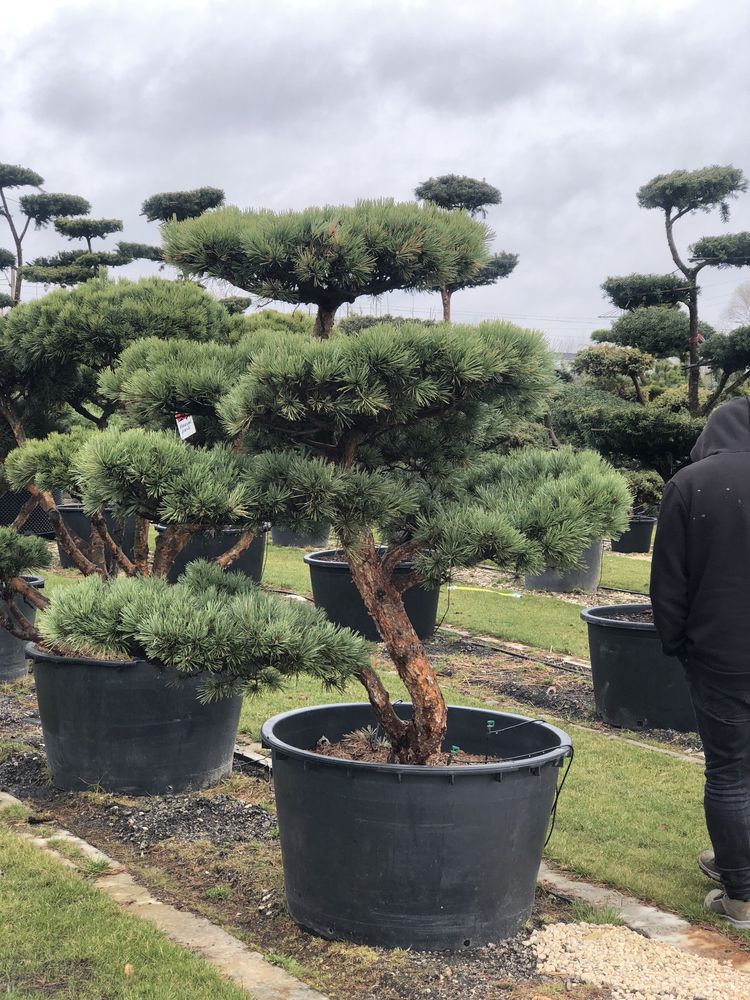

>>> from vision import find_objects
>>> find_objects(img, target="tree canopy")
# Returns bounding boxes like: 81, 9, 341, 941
601, 273, 689, 310
414, 174, 501, 216
141, 186, 225, 222
162, 200, 492, 337
592, 305, 699, 359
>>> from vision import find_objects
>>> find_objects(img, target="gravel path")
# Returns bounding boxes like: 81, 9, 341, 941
529, 922, 750, 999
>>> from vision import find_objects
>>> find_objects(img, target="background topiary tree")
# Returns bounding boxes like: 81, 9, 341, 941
105, 319, 630, 763
414, 174, 518, 321
23, 216, 133, 287
0, 162, 91, 303
572, 344, 654, 404
635, 165, 750, 413
161, 199, 493, 337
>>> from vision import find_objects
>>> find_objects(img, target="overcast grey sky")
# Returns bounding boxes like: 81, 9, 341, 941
3, 0, 750, 349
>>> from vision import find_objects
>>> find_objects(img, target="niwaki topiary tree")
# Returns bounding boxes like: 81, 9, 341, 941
161, 200, 492, 338
104, 319, 630, 763
0, 162, 91, 303
571, 344, 654, 405
415, 174, 518, 321
634, 165, 750, 414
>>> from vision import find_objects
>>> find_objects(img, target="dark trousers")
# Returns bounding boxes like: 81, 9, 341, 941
687, 669, 750, 900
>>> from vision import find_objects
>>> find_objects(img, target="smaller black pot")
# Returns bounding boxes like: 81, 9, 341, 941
0, 576, 43, 682
28, 644, 243, 794
611, 516, 657, 554
581, 604, 696, 732
304, 549, 440, 642
271, 524, 330, 548
56, 505, 136, 570
525, 540, 603, 593
155, 525, 266, 583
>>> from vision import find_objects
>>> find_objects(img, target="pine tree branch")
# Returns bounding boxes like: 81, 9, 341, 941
91, 512, 138, 576
213, 528, 257, 570
11, 493, 41, 533
8, 576, 49, 611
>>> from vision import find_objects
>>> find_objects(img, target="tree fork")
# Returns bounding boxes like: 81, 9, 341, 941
345, 533, 447, 764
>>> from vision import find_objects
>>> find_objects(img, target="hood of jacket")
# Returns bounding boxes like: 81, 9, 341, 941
690, 396, 750, 462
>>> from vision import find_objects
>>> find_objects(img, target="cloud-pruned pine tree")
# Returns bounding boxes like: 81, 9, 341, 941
161, 200, 492, 338
103, 319, 629, 763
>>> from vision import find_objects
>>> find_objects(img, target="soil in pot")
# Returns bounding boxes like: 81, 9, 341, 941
28, 645, 243, 795
262, 702, 572, 951
581, 603, 696, 732
524, 540, 603, 593
0, 576, 44, 683
155, 525, 266, 583
271, 524, 330, 548
304, 548, 440, 642
56, 505, 136, 570
611, 516, 656, 554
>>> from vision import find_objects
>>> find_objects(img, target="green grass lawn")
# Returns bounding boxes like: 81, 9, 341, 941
0, 821, 251, 999
600, 552, 651, 595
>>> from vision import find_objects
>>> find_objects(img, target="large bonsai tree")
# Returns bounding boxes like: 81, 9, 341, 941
415, 174, 518, 321
161, 200, 492, 337
624, 166, 750, 414
0, 162, 90, 303
103, 319, 630, 763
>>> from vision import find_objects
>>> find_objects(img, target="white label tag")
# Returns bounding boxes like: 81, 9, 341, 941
175, 413, 196, 439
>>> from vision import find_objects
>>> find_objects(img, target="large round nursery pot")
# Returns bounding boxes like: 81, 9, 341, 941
304, 548, 440, 642
524, 539, 602, 593
56, 504, 136, 570
262, 702, 572, 950
27, 645, 243, 794
155, 525, 266, 583
581, 604, 696, 732
0, 576, 43, 683
271, 524, 330, 548
610, 516, 657, 554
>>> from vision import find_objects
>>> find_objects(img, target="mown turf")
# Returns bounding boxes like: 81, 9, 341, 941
600, 552, 651, 595
0, 823, 253, 999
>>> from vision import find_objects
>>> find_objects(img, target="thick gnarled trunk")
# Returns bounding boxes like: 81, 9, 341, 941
440, 286, 452, 323
314, 305, 338, 339
345, 533, 447, 764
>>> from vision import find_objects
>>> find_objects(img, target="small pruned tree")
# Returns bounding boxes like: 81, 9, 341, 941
636, 165, 750, 413
592, 305, 697, 359
162, 200, 492, 337
106, 319, 630, 763
414, 174, 517, 321
572, 344, 654, 405
141, 187, 225, 223
0, 162, 91, 303
601, 273, 689, 310
700, 325, 750, 413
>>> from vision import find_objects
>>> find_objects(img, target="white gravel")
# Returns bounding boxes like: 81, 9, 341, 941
528, 922, 750, 1000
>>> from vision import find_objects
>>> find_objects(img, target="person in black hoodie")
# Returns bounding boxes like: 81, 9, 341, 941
651, 396, 750, 927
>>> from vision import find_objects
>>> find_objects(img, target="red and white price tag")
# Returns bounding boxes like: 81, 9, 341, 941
175, 413, 197, 440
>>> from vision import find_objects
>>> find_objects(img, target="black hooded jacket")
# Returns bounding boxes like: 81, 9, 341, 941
650, 396, 750, 679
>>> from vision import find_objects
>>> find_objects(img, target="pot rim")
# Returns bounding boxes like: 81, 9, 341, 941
25, 642, 145, 669
154, 522, 270, 535
581, 603, 655, 631
261, 702, 572, 776
304, 547, 415, 572
624, 515, 658, 524
20, 575, 44, 590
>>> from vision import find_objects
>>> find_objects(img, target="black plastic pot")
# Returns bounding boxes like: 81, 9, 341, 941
0, 576, 43, 683
27, 644, 243, 794
262, 702, 572, 950
0, 488, 56, 538
581, 604, 697, 732
155, 525, 266, 583
524, 540, 603, 593
611, 516, 657, 554
271, 524, 330, 548
56, 505, 136, 570
304, 549, 440, 642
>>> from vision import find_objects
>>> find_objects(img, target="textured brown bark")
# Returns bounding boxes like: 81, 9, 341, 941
630, 376, 646, 405
0, 398, 27, 445
664, 211, 701, 417
356, 663, 410, 749
8, 575, 49, 611
214, 528, 256, 570
151, 525, 197, 578
91, 512, 137, 576
313, 306, 337, 339
27, 486, 102, 577
440, 286, 452, 323
0, 602, 41, 643
132, 516, 150, 575
345, 533, 447, 764
11, 493, 40, 533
